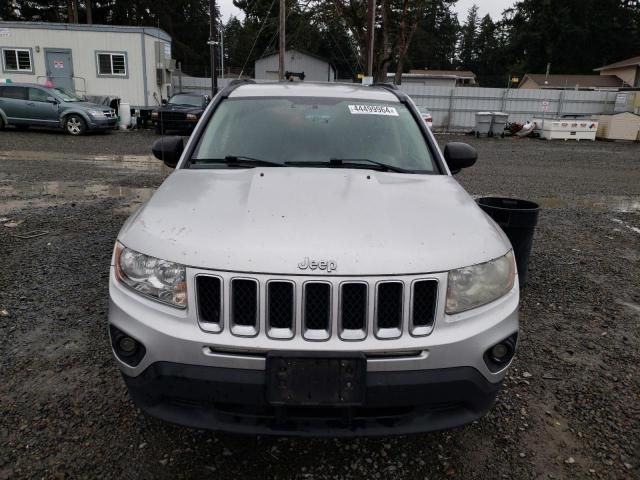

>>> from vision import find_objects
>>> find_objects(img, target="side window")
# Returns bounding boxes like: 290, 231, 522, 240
2, 86, 27, 100
29, 88, 49, 102
0, 86, 4, 98
96, 52, 127, 76
2, 48, 33, 72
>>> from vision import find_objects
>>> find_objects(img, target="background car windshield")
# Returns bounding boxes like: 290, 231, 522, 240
192, 97, 435, 171
54, 88, 83, 102
169, 94, 203, 107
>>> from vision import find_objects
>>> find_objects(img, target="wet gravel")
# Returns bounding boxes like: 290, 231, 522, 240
1, 129, 639, 479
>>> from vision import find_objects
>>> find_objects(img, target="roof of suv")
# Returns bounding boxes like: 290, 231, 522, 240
229, 82, 401, 102
0, 83, 48, 88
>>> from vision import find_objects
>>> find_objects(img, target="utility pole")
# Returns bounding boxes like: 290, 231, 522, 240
220, 22, 224, 81
279, 0, 285, 81
366, 0, 376, 77
209, 0, 218, 95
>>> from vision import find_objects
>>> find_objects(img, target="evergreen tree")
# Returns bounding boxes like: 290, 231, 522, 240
458, 4, 479, 71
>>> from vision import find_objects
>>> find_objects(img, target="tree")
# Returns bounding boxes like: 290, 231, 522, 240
331, 0, 432, 82
501, 0, 640, 78
407, 0, 459, 71
474, 14, 508, 86
458, 4, 479, 70
391, 0, 431, 84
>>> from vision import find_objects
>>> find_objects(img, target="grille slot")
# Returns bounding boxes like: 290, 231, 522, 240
267, 281, 294, 334
340, 283, 367, 337
303, 283, 331, 338
376, 282, 404, 337
196, 276, 222, 329
412, 280, 438, 334
231, 279, 258, 333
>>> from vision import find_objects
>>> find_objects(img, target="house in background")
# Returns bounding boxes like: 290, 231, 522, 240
0, 21, 174, 106
594, 55, 640, 88
255, 49, 336, 82
388, 69, 477, 88
518, 74, 627, 90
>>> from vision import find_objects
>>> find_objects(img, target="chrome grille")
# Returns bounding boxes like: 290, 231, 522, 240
195, 273, 439, 341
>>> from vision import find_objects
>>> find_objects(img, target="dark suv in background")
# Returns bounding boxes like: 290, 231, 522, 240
151, 93, 209, 134
0, 83, 117, 135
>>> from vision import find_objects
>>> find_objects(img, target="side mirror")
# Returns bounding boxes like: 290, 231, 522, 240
47, 96, 58, 104
444, 142, 477, 174
152, 136, 184, 168
161, 99, 168, 105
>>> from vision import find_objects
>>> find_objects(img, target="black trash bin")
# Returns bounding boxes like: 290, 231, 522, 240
477, 197, 540, 286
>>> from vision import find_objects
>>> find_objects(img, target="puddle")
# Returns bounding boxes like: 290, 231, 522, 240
537, 196, 640, 213
0, 181, 155, 215
611, 217, 640, 235
0, 150, 167, 173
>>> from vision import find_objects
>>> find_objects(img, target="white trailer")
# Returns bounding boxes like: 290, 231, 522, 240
0, 21, 174, 108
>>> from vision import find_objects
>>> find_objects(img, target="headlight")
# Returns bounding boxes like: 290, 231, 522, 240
446, 251, 516, 314
186, 113, 198, 121
114, 243, 187, 308
151, 111, 159, 118
88, 110, 106, 118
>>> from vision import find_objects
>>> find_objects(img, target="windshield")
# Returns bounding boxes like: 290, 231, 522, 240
53, 88, 83, 102
192, 97, 436, 172
169, 94, 203, 107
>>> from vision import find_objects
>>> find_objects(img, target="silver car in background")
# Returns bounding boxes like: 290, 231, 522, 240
109, 81, 519, 436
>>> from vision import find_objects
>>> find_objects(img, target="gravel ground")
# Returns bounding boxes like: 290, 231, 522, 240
1, 129, 639, 479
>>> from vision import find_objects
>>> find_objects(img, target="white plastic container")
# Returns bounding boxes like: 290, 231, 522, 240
532, 118, 598, 141
119, 102, 131, 130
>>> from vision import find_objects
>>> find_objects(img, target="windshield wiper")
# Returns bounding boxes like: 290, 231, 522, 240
285, 158, 410, 173
192, 156, 286, 168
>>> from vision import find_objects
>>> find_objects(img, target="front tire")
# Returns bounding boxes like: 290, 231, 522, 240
0, 117, 5, 130
65, 115, 86, 136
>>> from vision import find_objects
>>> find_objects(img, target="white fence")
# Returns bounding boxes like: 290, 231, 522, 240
172, 72, 238, 95
399, 85, 618, 131
172, 73, 618, 132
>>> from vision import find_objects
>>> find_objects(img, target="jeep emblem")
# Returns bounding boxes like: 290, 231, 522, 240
298, 257, 337, 273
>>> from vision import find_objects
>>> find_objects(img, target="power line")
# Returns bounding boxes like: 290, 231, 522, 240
237, 0, 279, 78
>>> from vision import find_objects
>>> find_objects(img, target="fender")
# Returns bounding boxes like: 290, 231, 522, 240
58, 107, 91, 128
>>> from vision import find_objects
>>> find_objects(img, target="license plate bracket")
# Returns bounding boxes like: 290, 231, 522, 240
266, 353, 366, 406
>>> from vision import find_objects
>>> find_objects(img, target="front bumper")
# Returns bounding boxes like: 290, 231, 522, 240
124, 361, 501, 436
109, 269, 519, 435
88, 117, 118, 130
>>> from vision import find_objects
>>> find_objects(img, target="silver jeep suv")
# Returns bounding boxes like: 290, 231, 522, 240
109, 81, 519, 436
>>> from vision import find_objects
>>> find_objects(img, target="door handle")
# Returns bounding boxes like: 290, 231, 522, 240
26, 102, 35, 106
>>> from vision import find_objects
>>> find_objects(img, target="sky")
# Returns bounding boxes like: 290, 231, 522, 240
217, 0, 516, 22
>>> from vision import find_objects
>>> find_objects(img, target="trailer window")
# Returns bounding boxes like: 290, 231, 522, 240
2, 48, 33, 73
96, 52, 127, 77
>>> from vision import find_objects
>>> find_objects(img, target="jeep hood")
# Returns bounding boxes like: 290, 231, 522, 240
118, 168, 511, 275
